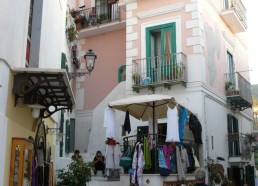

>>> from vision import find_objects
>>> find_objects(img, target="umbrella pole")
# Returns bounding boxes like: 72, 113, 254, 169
152, 103, 157, 173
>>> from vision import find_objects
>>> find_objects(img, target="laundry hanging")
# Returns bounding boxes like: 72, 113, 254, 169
178, 106, 188, 142
165, 104, 180, 142
189, 114, 203, 144
104, 107, 117, 138
123, 110, 131, 134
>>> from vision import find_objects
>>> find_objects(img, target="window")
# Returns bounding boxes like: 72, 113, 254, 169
65, 119, 75, 153
118, 65, 126, 82
226, 51, 235, 84
146, 23, 176, 82
227, 114, 240, 157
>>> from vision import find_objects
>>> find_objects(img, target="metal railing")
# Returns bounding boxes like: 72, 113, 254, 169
132, 53, 187, 86
74, 2, 120, 29
225, 72, 252, 104
123, 133, 196, 174
224, 0, 247, 28
228, 133, 252, 160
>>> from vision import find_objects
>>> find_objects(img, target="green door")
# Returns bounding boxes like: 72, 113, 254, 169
146, 23, 176, 82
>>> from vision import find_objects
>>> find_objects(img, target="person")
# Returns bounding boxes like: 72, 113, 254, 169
193, 168, 208, 186
93, 150, 105, 175
71, 150, 83, 163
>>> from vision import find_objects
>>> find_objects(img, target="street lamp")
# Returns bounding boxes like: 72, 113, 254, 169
68, 49, 97, 79
85, 49, 97, 74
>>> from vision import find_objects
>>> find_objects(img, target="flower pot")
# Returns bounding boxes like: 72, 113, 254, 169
74, 16, 83, 30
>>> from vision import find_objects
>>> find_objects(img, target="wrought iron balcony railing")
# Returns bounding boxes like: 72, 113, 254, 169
132, 53, 187, 92
72, 2, 120, 30
225, 72, 252, 110
228, 133, 252, 161
223, 0, 247, 28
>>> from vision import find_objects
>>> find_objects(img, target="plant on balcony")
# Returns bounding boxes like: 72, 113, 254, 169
246, 132, 257, 144
57, 160, 93, 186
171, 63, 183, 80
225, 81, 234, 91
66, 26, 77, 42
70, 9, 76, 18
132, 73, 141, 85
97, 13, 107, 24
206, 157, 223, 185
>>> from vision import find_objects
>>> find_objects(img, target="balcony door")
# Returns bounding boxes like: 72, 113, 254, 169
227, 114, 240, 157
226, 51, 236, 85
146, 23, 176, 82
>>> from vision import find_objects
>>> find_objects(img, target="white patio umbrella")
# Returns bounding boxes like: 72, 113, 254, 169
108, 94, 177, 135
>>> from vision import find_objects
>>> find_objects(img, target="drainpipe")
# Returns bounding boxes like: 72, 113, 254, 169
203, 94, 210, 184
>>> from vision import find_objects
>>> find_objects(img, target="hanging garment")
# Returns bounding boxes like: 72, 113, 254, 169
131, 142, 145, 186
166, 105, 180, 142
114, 144, 122, 169
105, 144, 115, 169
148, 112, 158, 149
185, 145, 195, 173
162, 144, 172, 170
143, 136, 152, 170
123, 110, 131, 134
170, 149, 177, 173
189, 114, 203, 144
158, 148, 169, 176
178, 107, 188, 142
176, 146, 185, 180
104, 107, 117, 138
180, 147, 190, 172
192, 148, 200, 168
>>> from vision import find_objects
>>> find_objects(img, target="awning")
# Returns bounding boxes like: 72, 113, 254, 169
12, 68, 76, 118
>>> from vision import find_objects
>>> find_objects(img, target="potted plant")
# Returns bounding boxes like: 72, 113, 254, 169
132, 73, 141, 85
66, 26, 77, 42
225, 81, 234, 91
57, 160, 93, 186
70, 9, 76, 18
171, 63, 183, 80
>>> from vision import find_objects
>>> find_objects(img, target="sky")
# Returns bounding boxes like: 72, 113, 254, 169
245, 1, 258, 85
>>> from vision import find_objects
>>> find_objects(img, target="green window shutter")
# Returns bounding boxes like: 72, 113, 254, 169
59, 110, 64, 157
118, 65, 126, 82
69, 119, 75, 152
61, 53, 67, 69
65, 119, 70, 153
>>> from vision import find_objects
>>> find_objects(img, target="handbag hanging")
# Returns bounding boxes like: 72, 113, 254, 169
119, 147, 132, 168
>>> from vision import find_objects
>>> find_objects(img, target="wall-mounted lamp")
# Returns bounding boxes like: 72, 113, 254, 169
68, 49, 97, 79
28, 104, 45, 118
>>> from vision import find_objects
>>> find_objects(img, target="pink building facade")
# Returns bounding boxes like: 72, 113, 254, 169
68, 0, 254, 185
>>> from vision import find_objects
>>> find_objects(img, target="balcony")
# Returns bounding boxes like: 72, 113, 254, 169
132, 53, 187, 93
228, 133, 252, 163
72, 1, 126, 38
225, 72, 252, 111
220, 0, 247, 33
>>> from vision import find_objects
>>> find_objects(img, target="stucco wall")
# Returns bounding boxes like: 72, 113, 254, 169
79, 28, 126, 110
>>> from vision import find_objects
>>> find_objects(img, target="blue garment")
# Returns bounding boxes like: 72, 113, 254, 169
178, 107, 188, 142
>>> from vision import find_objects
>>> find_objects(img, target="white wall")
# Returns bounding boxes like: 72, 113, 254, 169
39, 0, 67, 69
0, 0, 30, 68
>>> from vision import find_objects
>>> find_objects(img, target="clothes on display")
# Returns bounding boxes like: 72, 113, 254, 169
143, 136, 152, 170
176, 146, 185, 180
104, 107, 117, 138
123, 110, 131, 134
166, 104, 180, 142
105, 143, 122, 180
178, 106, 188, 142
148, 112, 158, 149
189, 114, 203, 144
131, 142, 145, 186
162, 144, 172, 170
